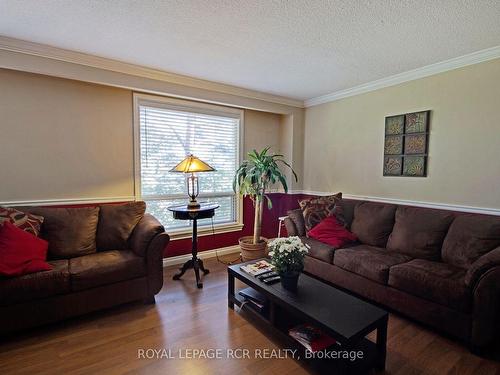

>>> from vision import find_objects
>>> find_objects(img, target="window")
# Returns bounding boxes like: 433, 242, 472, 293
133, 94, 243, 237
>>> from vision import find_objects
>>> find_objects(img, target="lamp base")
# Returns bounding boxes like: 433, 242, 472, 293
187, 200, 200, 209
186, 174, 200, 209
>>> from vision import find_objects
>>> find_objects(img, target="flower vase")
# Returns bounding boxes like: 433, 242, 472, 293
280, 270, 301, 291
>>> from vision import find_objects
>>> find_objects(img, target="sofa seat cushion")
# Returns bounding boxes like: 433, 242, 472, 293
300, 237, 336, 263
387, 206, 455, 261
0, 260, 70, 306
334, 245, 412, 284
350, 202, 396, 247
69, 250, 146, 292
388, 259, 470, 312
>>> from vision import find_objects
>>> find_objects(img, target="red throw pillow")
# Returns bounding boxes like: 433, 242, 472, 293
0, 221, 52, 277
307, 215, 358, 248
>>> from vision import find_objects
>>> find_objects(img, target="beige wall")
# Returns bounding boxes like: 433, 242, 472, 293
0, 69, 134, 202
243, 110, 282, 155
0, 69, 296, 204
303, 58, 500, 209
6, 56, 497, 209
279, 112, 304, 190
242, 110, 304, 191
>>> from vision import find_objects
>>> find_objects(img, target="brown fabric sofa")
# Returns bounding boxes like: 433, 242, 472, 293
285, 199, 500, 350
0, 202, 169, 335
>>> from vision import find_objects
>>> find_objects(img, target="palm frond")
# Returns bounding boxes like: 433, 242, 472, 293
233, 147, 298, 202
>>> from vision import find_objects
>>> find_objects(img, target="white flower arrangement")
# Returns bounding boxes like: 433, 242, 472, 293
268, 236, 309, 274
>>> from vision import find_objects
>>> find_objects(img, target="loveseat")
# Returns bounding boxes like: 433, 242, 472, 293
0, 202, 169, 335
285, 198, 500, 350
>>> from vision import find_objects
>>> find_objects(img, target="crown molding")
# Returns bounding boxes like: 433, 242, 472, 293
0, 196, 135, 207
3, 36, 499, 111
305, 45, 500, 107
0, 36, 304, 109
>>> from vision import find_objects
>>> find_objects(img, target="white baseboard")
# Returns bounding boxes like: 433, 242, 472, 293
163, 245, 240, 267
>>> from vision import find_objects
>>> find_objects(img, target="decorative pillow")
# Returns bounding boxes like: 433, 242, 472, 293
0, 221, 52, 277
20, 207, 100, 259
386, 206, 455, 260
350, 202, 396, 247
96, 201, 146, 250
442, 214, 500, 268
299, 192, 344, 232
0, 207, 44, 236
307, 215, 357, 248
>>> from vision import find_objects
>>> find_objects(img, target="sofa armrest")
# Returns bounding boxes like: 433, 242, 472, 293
145, 232, 170, 296
284, 217, 298, 236
471, 265, 500, 347
129, 214, 170, 297
285, 209, 306, 237
465, 246, 500, 288
129, 214, 167, 257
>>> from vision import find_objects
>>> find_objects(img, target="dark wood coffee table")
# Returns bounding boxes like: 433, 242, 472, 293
228, 259, 388, 374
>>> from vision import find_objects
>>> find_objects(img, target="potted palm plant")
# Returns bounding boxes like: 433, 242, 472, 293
233, 147, 297, 261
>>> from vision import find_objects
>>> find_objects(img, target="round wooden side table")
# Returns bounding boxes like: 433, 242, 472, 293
168, 202, 219, 288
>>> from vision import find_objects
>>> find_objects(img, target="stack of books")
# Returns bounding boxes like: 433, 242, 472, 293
240, 260, 274, 276
289, 324, 337, 352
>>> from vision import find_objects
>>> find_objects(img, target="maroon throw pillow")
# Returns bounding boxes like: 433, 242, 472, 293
0, 221, 52, 277
307, 215, 358, 248
0, 206, 44, 236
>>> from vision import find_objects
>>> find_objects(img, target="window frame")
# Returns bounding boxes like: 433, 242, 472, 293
133, 93, 244, 240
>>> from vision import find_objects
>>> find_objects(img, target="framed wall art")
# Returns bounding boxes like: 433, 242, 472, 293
383, 110, 430, 177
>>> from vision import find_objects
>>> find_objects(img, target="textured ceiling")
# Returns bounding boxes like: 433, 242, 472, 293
1, 0, 500, 101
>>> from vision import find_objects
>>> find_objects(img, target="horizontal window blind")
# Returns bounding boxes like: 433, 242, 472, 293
138, 101, 241, 230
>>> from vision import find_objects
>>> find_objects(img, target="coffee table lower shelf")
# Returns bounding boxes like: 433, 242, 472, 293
229, 293, 381, 375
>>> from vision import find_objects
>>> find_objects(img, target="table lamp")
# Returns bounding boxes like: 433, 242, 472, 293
170, 154, 216, 208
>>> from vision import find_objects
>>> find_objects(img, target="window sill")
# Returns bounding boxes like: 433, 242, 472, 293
167, 222, 245, 241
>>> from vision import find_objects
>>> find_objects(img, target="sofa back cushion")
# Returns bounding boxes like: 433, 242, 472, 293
19, 206, 100, 259
96, 201, 146, 250
350, 202, 396, 247
442, 214, 500, 268
338, 199, 360, 229
299, 193, 344, 232
387, 206, 454, 260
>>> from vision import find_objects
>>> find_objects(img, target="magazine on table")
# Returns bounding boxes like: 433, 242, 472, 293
240, 260, 274, 276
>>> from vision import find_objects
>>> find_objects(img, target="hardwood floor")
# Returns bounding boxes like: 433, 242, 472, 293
1, 256, 500, 375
